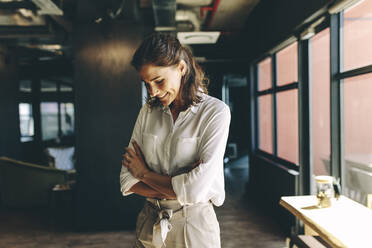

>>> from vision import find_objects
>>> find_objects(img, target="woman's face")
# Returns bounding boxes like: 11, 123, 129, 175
139, 61, 186, 107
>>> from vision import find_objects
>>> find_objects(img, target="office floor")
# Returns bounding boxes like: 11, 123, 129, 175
0, 155, 286, 248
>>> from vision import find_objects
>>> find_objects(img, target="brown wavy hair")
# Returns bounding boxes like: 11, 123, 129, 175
131, 33, 209, 109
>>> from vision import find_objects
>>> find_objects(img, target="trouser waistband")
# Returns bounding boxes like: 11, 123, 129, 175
146, 198, 183, 211
146, 198, 211, 208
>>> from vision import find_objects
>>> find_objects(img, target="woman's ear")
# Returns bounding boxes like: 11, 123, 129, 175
179, 60, 187, 76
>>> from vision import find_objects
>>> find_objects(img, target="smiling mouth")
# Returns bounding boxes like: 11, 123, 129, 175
158, 93, 168, 99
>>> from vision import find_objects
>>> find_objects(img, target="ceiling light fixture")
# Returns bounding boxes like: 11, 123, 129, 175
177, 31, 220, 44
300, 16, 325, 40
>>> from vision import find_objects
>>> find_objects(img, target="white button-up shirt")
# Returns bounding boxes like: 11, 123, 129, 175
120, 93, 231, 206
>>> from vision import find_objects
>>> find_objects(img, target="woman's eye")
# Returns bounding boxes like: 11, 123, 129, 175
156, 79, 164, 85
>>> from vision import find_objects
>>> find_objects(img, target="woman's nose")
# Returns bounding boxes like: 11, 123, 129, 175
148, 85, 159, 97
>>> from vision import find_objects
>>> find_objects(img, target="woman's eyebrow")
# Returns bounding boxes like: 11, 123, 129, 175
142, 76, 160, 84
151, 76, 160, 81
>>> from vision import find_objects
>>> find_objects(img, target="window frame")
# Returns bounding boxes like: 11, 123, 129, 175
18, 78, 75, 144
251, 7, 372, 195
255, 41, 300, 171
251, 17, 332, 195
333, 9, 372, 193
305, 22, 332, 193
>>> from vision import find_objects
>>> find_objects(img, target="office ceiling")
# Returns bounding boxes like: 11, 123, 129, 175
0, 0, 260, 60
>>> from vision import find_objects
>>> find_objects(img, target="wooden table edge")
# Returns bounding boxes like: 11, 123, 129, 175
279, 198, 346, 248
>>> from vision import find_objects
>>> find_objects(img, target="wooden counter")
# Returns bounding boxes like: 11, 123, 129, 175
280, 195, 372, 248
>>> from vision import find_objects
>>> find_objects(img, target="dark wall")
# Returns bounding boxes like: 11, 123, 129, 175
202, 61, 250, 157
0, 46, 21, 159
74, 22, 145, 230
243, 0, 332, 61
248, 155, 298, 234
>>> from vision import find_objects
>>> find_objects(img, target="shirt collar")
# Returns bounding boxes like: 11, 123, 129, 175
160, 90, 205, 114
190, 90, 206, 114
161, 105, 169, 113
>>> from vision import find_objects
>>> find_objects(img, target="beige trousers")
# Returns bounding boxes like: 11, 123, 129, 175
134, 199, 221, 248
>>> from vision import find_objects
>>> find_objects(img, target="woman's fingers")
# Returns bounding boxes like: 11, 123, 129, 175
122, 153, 132, 162
125, 147, 137, 158
122, 159, 129, 167
132, 141, 144, 159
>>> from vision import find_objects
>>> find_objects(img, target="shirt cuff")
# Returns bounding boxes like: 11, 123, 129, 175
121, 177, 140, 196
171, 173, 187, 205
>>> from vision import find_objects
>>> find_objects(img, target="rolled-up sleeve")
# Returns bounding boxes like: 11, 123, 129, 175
171, 104, 231, 205
120, 105, 146, 196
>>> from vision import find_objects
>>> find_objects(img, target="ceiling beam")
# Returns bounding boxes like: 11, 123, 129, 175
0, 1, 35, 10
0, 25, 53, 38
31, 0, 63, 16
50, 15, 73, 33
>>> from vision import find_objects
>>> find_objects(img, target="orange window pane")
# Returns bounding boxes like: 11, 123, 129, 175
259, 95, 273, 153
344, 0, 372, 71
277, 90, 298, 164
343, 73, 372, 205
258, 57, 272, 91
311, 28, 331, 176
277, 42, 298, 86
344, 73, 372, 155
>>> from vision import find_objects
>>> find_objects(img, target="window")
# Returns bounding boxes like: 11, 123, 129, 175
19, 77, 75, 143
19, 103, 34, 142
257, 57, 273, 153
343, 73, 372, 204
275, 42, 299, 164
41, 80, 57, 92
61, 84, 73, 92
19, 80, 32, 93
336, 1, 372, 205
257, 56, 273, 154
61, 103, 74, 136
343, 0, 372, 71
311, 28, 331, 176
41, 102, 59, 141
19, 80, 33, 142
258, 57, 272, 91
276, 42, 298, 86
258, 95, 273, 153
256, 42, 299, 165
277, 90, 298, 164
250, 1, 372, 199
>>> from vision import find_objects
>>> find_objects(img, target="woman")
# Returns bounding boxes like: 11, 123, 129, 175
120, 33, 230, 248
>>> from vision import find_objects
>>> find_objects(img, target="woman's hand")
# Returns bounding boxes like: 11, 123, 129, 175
122, 140, 150, 180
